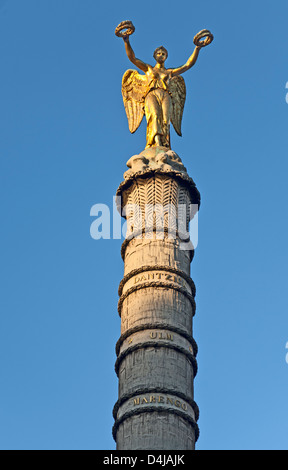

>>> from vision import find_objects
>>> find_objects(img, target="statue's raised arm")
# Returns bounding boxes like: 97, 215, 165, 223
115, 20, 149, 73
115, 21, 213, 150
170, 30, 214, 77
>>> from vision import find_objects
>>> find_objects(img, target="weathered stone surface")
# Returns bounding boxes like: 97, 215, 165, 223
115, 413, 196, 450
124, 147, 188, 179
113, 150, 199, 450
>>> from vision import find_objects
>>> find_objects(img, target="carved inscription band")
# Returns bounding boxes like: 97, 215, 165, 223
113, 386, 199, 421
115, 322, 198, 356
118, 264, 196, 297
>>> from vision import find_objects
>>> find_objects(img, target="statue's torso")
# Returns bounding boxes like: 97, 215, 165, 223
145, 66, 172, 94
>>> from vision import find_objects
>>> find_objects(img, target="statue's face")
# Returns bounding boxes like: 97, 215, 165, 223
154, 47, 168, 64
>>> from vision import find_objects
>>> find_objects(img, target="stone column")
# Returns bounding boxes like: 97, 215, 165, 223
112, 147, 200, 450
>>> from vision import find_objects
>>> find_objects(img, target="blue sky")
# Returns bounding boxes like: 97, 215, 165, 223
0, 0, 288, 450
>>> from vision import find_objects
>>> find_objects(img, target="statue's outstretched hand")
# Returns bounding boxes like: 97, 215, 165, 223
193, 29, 214, 48
115, 20, 135, 39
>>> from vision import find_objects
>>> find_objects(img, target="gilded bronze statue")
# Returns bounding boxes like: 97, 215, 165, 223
115, 20, 213, 149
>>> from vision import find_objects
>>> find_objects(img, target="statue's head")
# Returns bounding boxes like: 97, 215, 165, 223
153, 46, 168, 64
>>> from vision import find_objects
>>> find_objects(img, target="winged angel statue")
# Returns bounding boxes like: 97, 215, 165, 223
115, 21, 213, 149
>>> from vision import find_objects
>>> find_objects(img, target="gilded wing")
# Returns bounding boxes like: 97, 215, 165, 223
169, 76, 186, 136
122, 69, 148, 133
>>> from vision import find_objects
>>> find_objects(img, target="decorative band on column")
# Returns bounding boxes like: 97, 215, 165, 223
112, 406, 200, 443
113, 387, 199, 421
115, 323, 198, 357
118, 264, 196, 297
120, 228, 195, 261
114, 341, 198, 378
118, 282, 196, 317
116, 168, 201, 210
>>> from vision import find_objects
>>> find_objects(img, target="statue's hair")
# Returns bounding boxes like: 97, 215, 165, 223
153, 46, 168, 60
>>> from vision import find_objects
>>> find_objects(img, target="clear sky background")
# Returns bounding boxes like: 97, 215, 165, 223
0, 0, 288, 450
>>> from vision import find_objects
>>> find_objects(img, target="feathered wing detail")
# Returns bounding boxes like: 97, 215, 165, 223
121, 70, 148, 133
169, 75, 186, 136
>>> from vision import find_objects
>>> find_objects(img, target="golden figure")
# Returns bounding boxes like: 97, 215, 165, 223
115, 21, 213, 149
